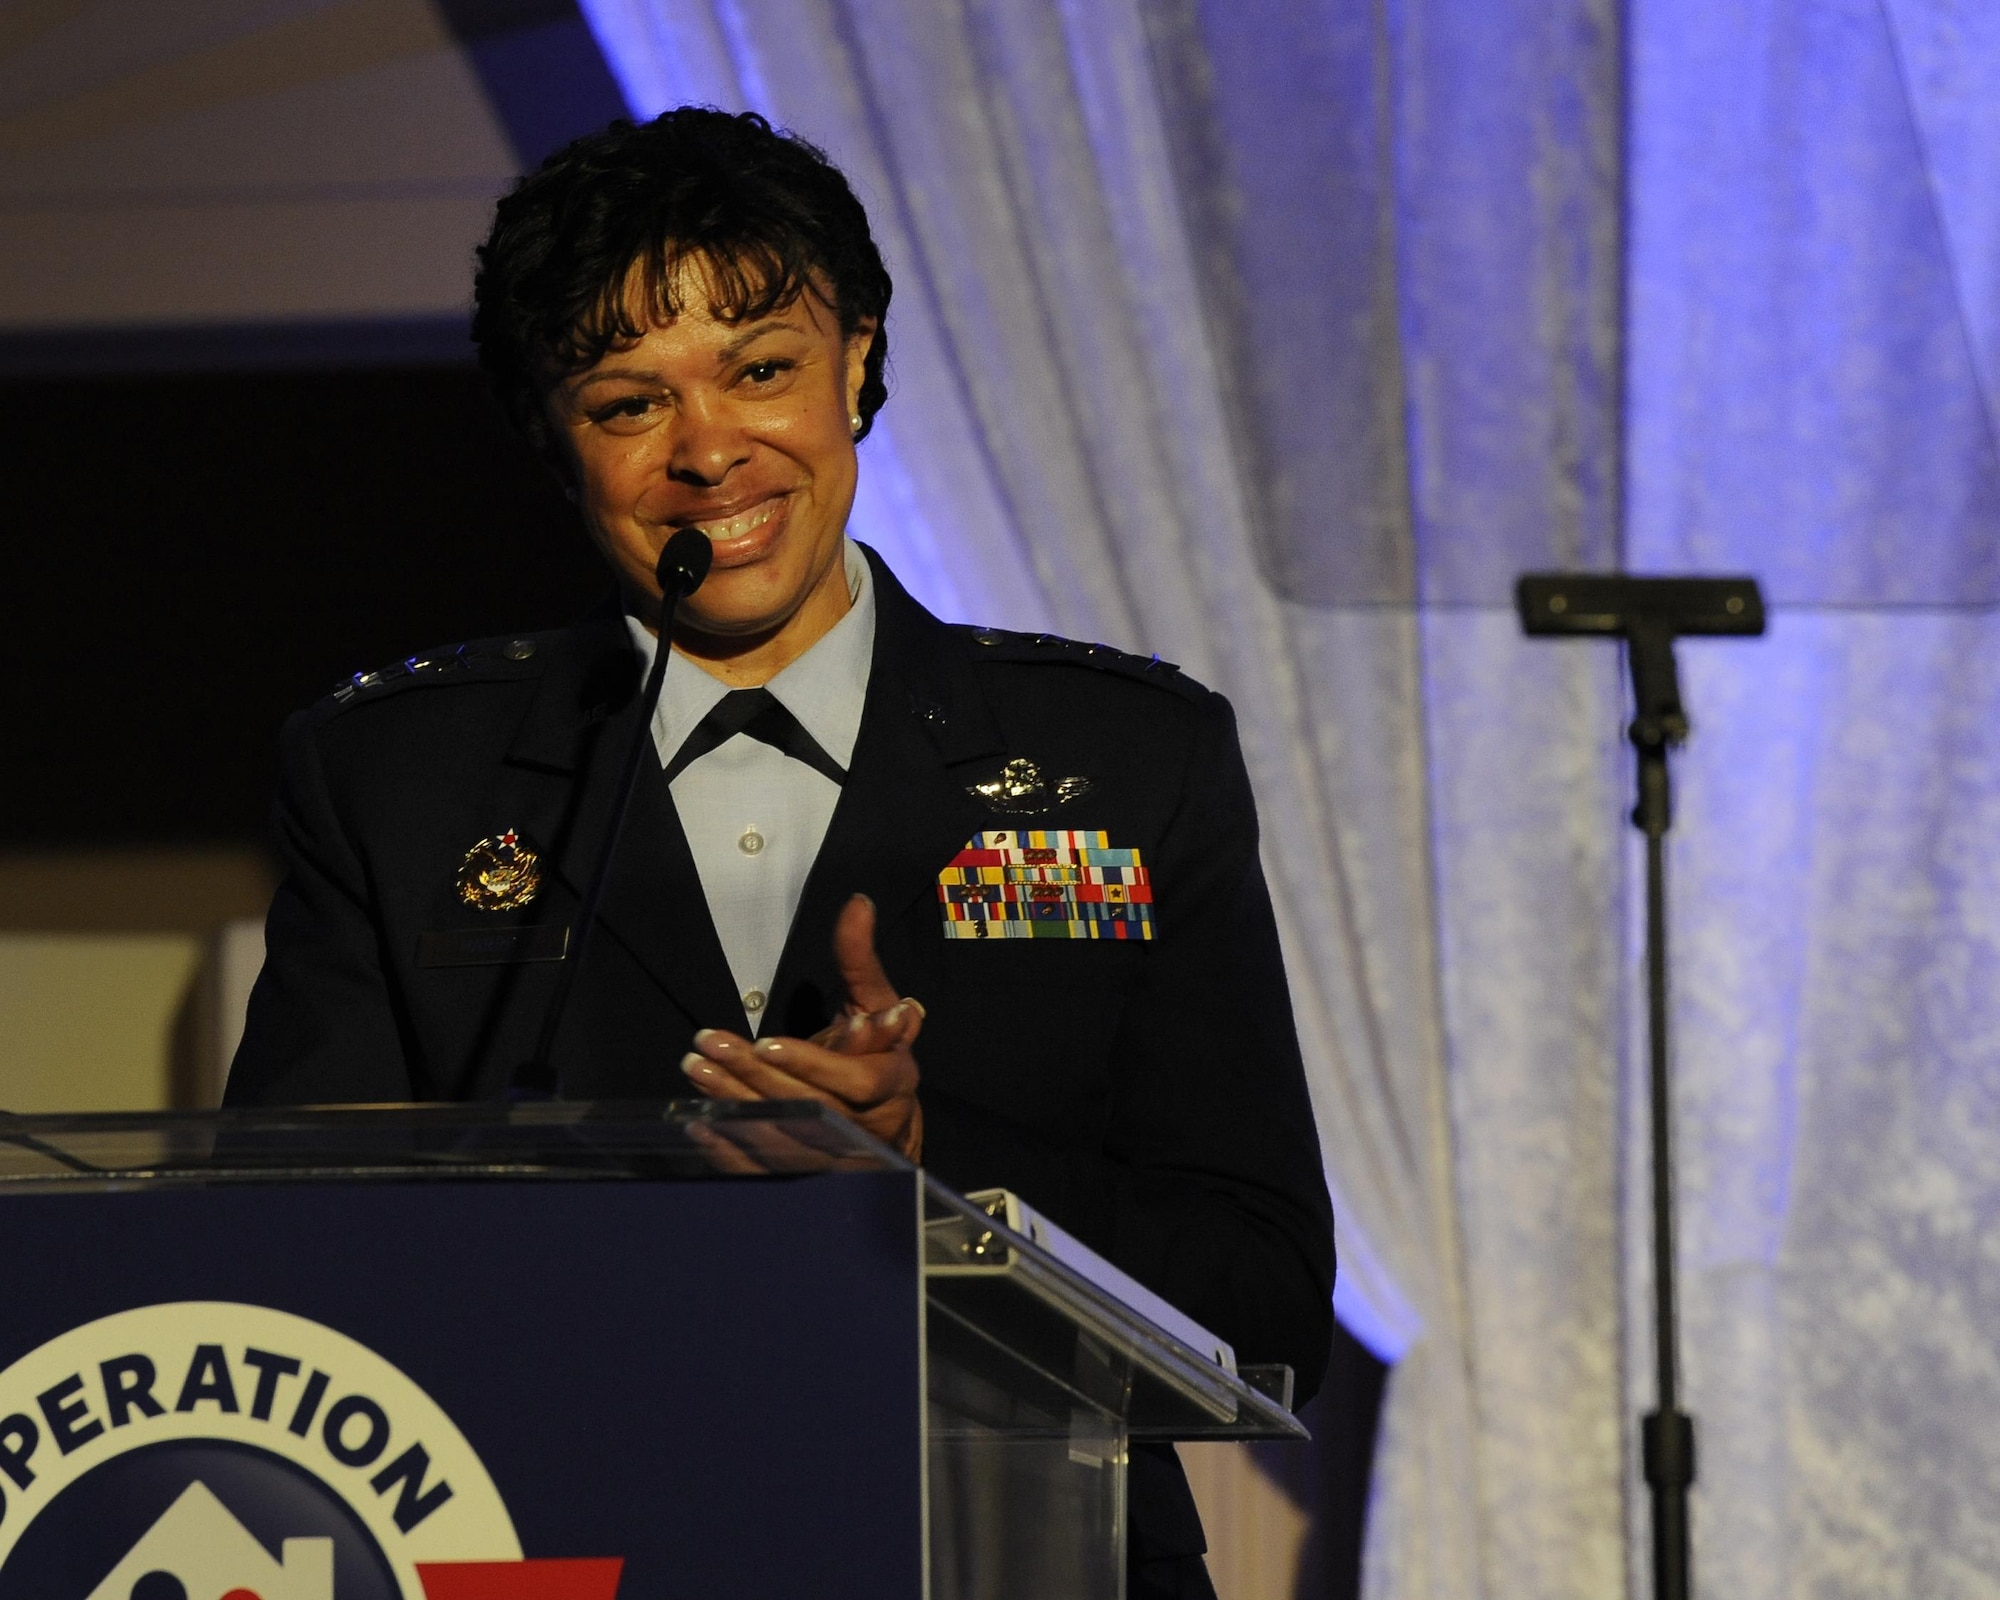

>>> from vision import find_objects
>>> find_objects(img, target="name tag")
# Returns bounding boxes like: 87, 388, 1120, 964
417, 925, 571, 968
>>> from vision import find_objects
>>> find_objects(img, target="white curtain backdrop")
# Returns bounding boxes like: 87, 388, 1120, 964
567, 1, 2000, 1595
576, 0, 1503, 1590
1626, 2, 2000, 1595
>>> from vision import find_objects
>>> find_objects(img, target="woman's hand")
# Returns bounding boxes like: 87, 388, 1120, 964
680, 894, 924, 1161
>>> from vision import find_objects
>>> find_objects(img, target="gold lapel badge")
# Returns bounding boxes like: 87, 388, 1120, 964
967, 758, 1095, 815
457, 827, 542, 911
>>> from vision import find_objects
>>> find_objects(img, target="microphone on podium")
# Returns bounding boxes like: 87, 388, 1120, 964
519, 529, 713, 1094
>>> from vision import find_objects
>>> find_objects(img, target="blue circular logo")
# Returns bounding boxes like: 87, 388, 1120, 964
0, 1438, 398, 1600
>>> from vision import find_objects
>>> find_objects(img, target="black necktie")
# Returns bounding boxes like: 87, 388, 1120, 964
664, 688, 848, 786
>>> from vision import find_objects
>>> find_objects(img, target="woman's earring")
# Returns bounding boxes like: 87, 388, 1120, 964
850, 413, 864, 437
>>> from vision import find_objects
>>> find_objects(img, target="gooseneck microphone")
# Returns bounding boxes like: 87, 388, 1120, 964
522, 528, 713, 1091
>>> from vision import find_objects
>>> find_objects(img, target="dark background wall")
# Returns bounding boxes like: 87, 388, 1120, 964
0, 0, 632, 843
0, 363, 603, 843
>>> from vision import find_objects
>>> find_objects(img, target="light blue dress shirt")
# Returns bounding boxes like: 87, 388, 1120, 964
624, 540, 876, 1031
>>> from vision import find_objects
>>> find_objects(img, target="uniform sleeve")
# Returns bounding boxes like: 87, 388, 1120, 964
921, 691, 1336, 1401
224, 710, 416, 1106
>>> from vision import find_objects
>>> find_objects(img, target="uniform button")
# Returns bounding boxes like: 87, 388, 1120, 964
743, 989, 766, 1014
738, 827, 765, 855
504, 638, 536, 660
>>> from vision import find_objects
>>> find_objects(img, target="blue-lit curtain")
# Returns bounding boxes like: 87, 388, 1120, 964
1624, 2, 2000, 1595
571, 0, 2000, 1595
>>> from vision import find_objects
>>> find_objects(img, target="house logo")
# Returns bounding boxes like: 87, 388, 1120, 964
0, 1304, 621, 1600
88, 1480, 334, 1600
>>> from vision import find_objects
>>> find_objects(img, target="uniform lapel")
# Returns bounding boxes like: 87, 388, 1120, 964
505, 615, 747, 1034
765, 551, 1003, 1034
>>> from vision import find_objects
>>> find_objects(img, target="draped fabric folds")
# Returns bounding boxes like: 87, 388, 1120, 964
572, 0, 2000, 1594
1626, 4, 2000, 1594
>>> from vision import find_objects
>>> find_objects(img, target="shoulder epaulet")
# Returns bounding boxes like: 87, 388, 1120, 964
952, 624, 1203, 698
320, 633, 545, 713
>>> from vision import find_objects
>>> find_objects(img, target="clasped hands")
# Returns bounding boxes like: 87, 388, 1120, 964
680, 893, 924, 1163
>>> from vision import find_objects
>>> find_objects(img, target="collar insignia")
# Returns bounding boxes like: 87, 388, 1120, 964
967, 758, 1095, 815
457, 827, 542, 911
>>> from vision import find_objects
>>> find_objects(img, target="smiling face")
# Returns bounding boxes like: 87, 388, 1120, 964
549, 256, 876, 684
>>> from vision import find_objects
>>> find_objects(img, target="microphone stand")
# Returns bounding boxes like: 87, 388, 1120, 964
1515, 573, 1763, 1600
1627, 619, 1695, 1600
520, 528, 713, 1095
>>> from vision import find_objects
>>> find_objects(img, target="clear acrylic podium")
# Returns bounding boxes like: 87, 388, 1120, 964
0, 1102, 1304, 1599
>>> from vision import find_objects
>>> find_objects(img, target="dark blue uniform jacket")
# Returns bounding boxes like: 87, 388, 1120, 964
227, 546, 1336, 1580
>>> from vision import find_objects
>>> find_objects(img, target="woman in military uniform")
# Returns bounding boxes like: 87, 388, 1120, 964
227, 107, 1334, 1600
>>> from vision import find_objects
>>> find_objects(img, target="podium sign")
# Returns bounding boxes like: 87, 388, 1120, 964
0, 1103, 1303, 1599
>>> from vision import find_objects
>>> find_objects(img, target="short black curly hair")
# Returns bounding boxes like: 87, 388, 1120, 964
473, 107, 893, 460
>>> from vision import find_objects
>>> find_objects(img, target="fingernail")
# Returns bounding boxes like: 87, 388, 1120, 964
755, 1037, 785, 1056
901, 996, 927, 1018
854, 893, 874, 909
848, 1013, 868, 1035
681, 1053, 716, 1081
694, 1029, 732, 1052
885, 1003, 907, 1027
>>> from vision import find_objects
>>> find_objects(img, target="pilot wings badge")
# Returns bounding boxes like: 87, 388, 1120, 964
966, 758, 1094, 815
